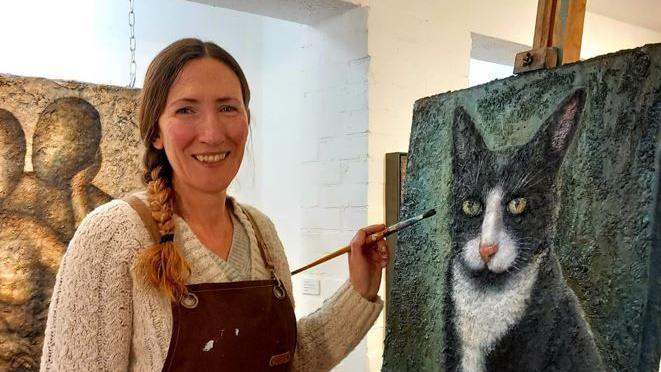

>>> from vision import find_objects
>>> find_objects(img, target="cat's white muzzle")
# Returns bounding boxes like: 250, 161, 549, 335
462, 234, 517, 273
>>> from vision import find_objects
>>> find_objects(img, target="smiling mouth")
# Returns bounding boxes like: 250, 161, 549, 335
193, 152, 229, 163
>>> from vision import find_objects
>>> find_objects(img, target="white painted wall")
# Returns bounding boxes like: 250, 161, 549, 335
582, 12, 661, 59
469, 59, 514, 87
259, 8, 371, 371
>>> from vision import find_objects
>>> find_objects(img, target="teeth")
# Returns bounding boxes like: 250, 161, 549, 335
194, 153, 227, 163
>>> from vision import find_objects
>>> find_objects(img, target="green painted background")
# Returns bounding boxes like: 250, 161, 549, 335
383, 44, 661, 372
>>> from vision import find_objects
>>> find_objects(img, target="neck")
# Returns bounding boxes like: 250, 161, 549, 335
172, 182, 231, 230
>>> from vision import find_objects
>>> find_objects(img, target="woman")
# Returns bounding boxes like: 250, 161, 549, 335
40, 38, 388, 371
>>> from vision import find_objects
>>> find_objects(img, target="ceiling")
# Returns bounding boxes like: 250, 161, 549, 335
188, 0, 661, 33
587, 0, 661, 32
188, 0, 359, 25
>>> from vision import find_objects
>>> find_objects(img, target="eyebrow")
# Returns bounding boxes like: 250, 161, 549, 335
169, 97, 241, 106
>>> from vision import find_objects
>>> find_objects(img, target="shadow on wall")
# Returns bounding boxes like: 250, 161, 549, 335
0, 98, 112, 371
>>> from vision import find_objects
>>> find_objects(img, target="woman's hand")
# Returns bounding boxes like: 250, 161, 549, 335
348, 224, 389, 302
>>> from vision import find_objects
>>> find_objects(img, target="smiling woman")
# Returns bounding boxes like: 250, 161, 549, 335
39, 38, 389, 371
148, 57, 250, 265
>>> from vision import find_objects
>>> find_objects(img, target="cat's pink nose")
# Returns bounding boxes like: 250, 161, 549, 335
479, 244, 498, 264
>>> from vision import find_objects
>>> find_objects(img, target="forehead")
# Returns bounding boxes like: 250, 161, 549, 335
167, 57, 243, 100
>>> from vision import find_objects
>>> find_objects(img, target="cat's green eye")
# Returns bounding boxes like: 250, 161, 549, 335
462, 199, 483, 217
507, 197, 528, 215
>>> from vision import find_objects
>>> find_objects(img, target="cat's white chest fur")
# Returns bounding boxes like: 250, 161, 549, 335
451, 255, 541, 372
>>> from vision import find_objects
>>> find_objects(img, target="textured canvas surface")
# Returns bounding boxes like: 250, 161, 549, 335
0, 74, 141, 370
383, 44, 661, 372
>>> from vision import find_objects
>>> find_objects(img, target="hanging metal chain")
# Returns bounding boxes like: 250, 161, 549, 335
128, 0, 137, 88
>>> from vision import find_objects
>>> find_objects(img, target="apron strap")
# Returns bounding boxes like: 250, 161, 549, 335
242, 208, 277, 274
123, 195, 161, 244
243, 208, 287, 298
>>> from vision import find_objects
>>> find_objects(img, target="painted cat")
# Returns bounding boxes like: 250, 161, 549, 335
446, 90, 605, 372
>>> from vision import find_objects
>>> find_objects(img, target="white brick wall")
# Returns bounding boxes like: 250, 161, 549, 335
260, 7, 370, 372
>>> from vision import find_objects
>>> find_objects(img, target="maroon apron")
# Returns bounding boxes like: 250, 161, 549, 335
125, 196, 297, 371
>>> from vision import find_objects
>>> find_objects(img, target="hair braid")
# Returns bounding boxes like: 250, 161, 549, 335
135, 165, 190, 302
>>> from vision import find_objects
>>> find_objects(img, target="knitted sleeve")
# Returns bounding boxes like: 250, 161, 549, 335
291, 280, 384, 372
241, 205, 384, 372
40, 200, 138, 371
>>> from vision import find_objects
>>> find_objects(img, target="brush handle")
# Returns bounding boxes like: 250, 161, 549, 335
291, 231, 385, 275
290, 209, 435, 275
291, 245, 350, 275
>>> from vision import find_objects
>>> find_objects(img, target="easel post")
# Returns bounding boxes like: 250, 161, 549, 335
514, 0, 587, 73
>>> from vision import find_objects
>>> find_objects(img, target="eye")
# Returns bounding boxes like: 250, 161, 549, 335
462, 199, 483, 217
175, 106, 194, 115
507, 197, 528, 215
219, 105, 237, 113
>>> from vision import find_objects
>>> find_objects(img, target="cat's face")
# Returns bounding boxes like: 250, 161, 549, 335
450, 90, 585, 285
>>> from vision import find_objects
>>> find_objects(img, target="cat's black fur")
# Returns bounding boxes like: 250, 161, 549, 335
445, 90, 605, 371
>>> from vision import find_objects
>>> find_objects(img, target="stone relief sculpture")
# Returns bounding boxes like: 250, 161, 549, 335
0, 74, 141, 371
4, 97, 111, 241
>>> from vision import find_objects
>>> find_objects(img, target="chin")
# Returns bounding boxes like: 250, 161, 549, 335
195, 182, 232, 194
177, 175, 232, 195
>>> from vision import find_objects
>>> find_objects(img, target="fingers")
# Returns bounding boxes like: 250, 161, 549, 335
351, 224, 386, 248
361, 224, 387, 235
376, 239, 389, 268
367, 240, 389, 268
349, 224, 389, 270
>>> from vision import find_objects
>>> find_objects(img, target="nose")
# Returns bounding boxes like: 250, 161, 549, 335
479, 244, 498, 264
198, 112, 226, 145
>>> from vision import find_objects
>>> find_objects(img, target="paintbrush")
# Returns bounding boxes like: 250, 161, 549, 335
291, 208, 436, 275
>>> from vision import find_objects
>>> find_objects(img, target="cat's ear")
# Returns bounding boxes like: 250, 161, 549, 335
528, 89, 586, 167
452, 106, 488, 166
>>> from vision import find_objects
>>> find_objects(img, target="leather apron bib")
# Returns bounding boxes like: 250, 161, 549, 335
125, 196, 297, 372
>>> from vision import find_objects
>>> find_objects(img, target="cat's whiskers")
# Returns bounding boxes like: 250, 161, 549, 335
514, 168, 547, 193
474, 157, 485, 187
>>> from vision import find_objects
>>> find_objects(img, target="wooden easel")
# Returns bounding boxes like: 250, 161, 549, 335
514, 0, 587, 74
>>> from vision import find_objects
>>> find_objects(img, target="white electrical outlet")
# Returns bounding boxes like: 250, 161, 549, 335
302, 278, 320, 296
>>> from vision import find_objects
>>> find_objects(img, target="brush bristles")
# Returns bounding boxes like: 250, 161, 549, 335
422, 209, 436, 219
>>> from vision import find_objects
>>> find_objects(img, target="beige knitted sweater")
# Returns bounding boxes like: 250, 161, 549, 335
40, 192, 383, 371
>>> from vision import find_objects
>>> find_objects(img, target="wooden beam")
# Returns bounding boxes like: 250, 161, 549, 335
514, 0, 586, 73
533, 0, 558, 49
555, 0, 586, 64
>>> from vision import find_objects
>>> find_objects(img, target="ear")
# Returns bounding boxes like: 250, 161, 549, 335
153, 131, 164, 150
452, 106, 489, 168
526, 89, 586, 168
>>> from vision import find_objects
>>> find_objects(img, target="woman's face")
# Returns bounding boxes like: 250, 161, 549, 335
154, 57, 249, 196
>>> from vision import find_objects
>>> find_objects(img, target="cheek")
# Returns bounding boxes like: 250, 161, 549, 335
163, 124, 197, 151
223, 121, 249, 156
228, 120, 249, 146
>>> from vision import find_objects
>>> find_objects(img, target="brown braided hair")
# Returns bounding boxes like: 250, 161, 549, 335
135, 38, 251, 302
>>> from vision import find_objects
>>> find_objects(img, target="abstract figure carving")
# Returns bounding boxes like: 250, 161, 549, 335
0, 108, 66, 371
4, 97, 111, 241
0, 97, 111, 371
0, 110, 25, 205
